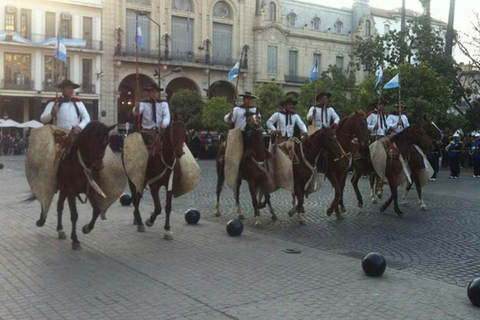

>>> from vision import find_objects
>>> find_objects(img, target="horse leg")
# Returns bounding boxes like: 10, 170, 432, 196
215, 158, 225, 217
82, 203, 101, 235
327, 174, 343, 220
164, 191, 174, 240
392, 182, 403, 217
288, 193, 297, 216
413, 171, 427, 211
338, 169, 349, 213
56, 190, 67, 240
145, 184, 162, 230
129, 180, 142, 227
295, 190, 307, 225
264, 193, 278, 221
234, 177, 245, 220
380, 173, 395, 214
369, 173, 377, 204
351, 168, 363, 208
401, 181, 412, 207
247, 181, 261, 226
67, 195, 81, 250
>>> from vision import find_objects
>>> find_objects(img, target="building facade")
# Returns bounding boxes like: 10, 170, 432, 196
0, 0, 102, 124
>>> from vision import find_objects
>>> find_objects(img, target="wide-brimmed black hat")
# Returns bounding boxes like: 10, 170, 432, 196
239, 91, 258, 99
316, 91, 332, 100
371, 98, 388, 107
394, 103, 407, 109
280, 97, 298, 106
143, 83, 164, 91
56, 79, 80, 89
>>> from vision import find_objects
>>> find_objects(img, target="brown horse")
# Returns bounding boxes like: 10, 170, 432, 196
380, 125, 431, 216
288, 128, 343, 223
36, 121, 117, 250
215, 114, 277, 225
127, 121, 187, 239
400, 120, 443, 210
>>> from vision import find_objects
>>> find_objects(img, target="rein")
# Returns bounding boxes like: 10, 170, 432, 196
76, 149, 107, 203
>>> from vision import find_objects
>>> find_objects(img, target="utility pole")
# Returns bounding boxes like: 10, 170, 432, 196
204, 38, 211, 98
445, 0, 456, 57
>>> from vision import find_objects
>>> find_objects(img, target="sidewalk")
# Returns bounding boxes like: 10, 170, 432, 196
0, 160, 479, 319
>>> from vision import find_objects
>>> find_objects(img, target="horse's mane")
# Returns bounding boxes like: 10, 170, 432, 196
76, 121, 109, 148
391, 125, 416, 144
336, 114, 351, 132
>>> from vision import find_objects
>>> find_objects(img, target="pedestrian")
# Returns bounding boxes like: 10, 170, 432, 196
427, 140, 442, 181
446, 132, 463, 179
471, 132, 480, 178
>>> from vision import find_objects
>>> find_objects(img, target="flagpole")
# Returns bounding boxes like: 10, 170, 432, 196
135, 13, 141, 132
235, 45, 245, 100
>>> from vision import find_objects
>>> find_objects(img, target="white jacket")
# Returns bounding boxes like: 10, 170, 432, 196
386, 113, 409, 135
306, 106, 340, 129
133, 99, 171, 129
40, 99, 90, 130
366, 110, 388, 136
267, 111, 307, 137
224, 106, 259, 131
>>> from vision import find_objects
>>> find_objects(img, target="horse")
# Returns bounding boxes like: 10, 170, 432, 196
400, 120, 443, 210
215, 114, 277, 225
379, 125, 431, 216
127, 121, 187, 240
35, 121, 117, 250
288, 128, 343, 223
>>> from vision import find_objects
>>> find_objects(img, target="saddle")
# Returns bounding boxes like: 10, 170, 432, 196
379, 137, 400, 158
53, 129, 76, 160
141, 130, 163, 156
277, 139, 299, 164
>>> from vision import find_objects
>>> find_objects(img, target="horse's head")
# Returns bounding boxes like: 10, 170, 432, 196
421, 115, 443, 141
408, 125, 432, 150
77, 121, 117, 171
310, 128, 343, 158
246, 113, 262, 133
164, 121, 187, 158
338, 112, 370, 148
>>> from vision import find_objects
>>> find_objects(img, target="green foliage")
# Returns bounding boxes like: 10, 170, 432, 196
436, 112, 466, 134
169, 89, 204, 130
201, 97, 232, 132
254, 83, 285, 120
465, 101, 480, 132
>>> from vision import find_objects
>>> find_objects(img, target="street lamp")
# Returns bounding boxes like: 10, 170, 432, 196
136, 11, 162, 87
199, 38, 212, 98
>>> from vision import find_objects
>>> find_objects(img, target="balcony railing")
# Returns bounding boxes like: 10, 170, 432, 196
1, 78, 34, 90
284, 74, 309, 84
0, 31, 103, 51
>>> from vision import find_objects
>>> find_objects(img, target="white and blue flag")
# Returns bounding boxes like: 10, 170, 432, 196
228, 61, 240, 82
136, 20, 143, 48
309, 61, 318, 83
54, 37, 67, 62
384, 73, 399, 89
375, 67, 383, 88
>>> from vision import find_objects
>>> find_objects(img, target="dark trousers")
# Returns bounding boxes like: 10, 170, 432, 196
428, 156, 439, 179
449, 157, 460, 177
474, 158, 480, 176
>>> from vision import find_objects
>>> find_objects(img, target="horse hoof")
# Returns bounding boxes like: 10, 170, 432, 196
238, 214, 246, 220
299, 219, 307, 226
164, 231, 173, 240
371, 199, 377, 204
133, 218, 138, 226
36, 219, 45, 227
254, 219, 262, 226
421, 206, 428, 212
395, 209, 404, 216
215, 211, 221, 217
58, 231, 67, 240
82, 225, 91, 234
288, 209, 296, 217
137, 225, 146, 233
271, 215, 278, 222
326, 209, 333, 217
379, 205, 387, 213
72, 242, 81, 250
358, 202, 363, 208
401, 202, 408, 207
145, 219, 153, 227
100, 213, 107, 221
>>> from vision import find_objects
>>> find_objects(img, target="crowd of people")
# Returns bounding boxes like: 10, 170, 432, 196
0, 132, 28, 156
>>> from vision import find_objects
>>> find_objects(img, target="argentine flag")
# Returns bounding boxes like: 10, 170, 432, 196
136, 20, 143, 48
54, 37, 67, 62
375, 67, 383, 88
309, 61, 318, 83
228, 61, 240, 82
384, 73, 399, 89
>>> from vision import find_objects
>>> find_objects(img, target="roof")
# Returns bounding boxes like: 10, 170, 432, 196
371, 7, 447, 27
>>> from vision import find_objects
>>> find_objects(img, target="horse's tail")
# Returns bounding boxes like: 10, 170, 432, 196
22, 193, 37, 203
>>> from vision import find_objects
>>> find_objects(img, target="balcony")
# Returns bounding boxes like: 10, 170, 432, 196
1, 78, 34, 90
0, 31, 102, 51
284, 74, 309, 84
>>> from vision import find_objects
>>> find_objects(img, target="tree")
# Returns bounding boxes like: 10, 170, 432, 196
254, 83, 285, 120
169, 89, 204, 130
465, 101, 480, 132
445, 0, 456, 57
201, 97, 232, 132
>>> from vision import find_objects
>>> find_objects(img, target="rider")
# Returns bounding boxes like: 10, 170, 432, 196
224, 91, 259, 131
133, 83, 171, 131
306, 91, 340, 131
267, 97, 307, 140
366, 98, 388, 141
40, 79, 91, 133
386, 103, 409, 136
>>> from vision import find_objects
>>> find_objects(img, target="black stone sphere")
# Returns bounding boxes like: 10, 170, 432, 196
362, 252, 386, 277
0, 163, 3, 169
184, 209, 200, 224
468, 278, 480, 307
226, 219, 243, 237
119, 193, 132, 206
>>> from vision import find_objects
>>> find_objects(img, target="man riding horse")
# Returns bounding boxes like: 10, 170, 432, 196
133, 83, 171, 133
267, 97, 307, 141
307, 92, 340, 132
367, 98, 388, 141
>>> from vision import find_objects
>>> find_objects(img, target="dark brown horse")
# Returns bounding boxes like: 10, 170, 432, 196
400, 120, 443, 210
36, 121, 116, 250
380, 125, 431, 216
128, 121, 187, 239
215, 114, 277, 225
288, 128, 343, 223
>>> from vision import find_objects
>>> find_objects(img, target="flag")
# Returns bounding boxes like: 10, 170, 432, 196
54, 37, 67, 62
228, 61, 240, 82
136, 20, 143, 48
384, 73, 399, 89
309, 61, 318, 83
375, 67, 383, 88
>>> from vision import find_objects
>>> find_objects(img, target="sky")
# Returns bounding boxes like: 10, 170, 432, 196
301, 0, 477, 63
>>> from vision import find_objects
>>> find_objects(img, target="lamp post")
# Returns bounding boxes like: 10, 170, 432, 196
114, 26, 123, 55
136, 11, 162, 87
205, 38, 212, 98
163, 32, 171, 60
242, 43, 250, 69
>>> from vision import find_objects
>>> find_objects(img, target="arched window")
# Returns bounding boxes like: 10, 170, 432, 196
335, 21, 343, 33
287, 13, 297, 27
213, 1, 231, 18
366, 20, 371, 37
269, 2, 276, 21
172, 0, 193, 12
384, 24, 390, 34
312, 17, 320, 30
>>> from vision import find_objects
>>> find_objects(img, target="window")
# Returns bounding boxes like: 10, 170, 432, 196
126, 9, 151, 52
20, 9, 31, 39
213, 1, 231, 18
45, 12, 56, 39
287, 13, 296, 27
172, 0, 193, 12
312, 17, 320, 30
336, 56, 344, 70
366, 20, 371, 37
213, 23, 232, 65
288, 50, 298, 75
335, 21, 343, 33
4, 53, 31, 89
313, 53, 321, 74
126, 0, 151, 4
172, 16, 193, 59
82, 59, 93, 93
269, 2, 276, 21
5, 7, 16, 32
44, 56, 70, 88
83, 17, 93, 49
384, 24, 390, 34
267, 46, 278, 73
60, 13, 72, 39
